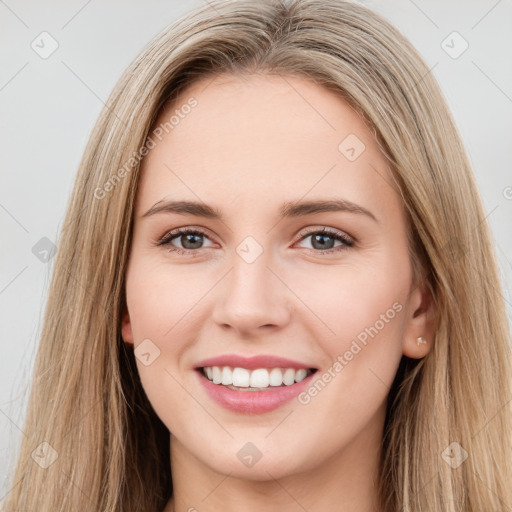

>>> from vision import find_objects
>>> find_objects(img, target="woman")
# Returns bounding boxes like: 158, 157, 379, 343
3, 0, 511, 510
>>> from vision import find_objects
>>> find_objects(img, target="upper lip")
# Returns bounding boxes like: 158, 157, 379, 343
194, 354, 317, 370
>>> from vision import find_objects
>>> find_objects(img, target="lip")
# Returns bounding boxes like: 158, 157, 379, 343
195, 368, 317, 415
194, 354, 316, 371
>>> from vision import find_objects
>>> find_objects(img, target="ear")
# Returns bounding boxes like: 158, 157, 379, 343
121, 307, 134, 347
402, 278, 436, 359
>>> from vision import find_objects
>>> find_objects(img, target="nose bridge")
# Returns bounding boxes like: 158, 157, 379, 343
212, 235, 292, 332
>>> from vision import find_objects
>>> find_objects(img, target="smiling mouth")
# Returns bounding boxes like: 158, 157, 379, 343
199, 366, 318, 391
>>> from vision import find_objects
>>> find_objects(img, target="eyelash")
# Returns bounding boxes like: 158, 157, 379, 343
156, 226, 355, 257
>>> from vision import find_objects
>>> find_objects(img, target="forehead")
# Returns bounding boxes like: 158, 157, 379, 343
137, 73, 400, 222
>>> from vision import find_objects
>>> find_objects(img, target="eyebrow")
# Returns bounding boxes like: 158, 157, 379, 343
142, 198, 378, 223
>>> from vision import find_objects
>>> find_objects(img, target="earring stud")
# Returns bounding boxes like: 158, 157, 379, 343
417, 336, 427, 346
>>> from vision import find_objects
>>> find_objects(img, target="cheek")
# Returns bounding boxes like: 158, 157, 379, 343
289, 257, 408, 347
125, 258, 202, 341
293, 257, 409, 400
289, 270, 407, 458
125, 263, 203, 435
124, 260, 196, 408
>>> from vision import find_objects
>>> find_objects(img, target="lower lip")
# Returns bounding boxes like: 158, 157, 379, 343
196, 369, 316, 414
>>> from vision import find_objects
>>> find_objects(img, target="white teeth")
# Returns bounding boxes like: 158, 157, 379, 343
283, 368, 295, 386
250, 369, 269, 388
294, 369, 308, 383
212, 366, 222, 384
232, 367, 250, 387
269, 368, 283, 386
221, 367, 232, 385
201, 366, 313, 389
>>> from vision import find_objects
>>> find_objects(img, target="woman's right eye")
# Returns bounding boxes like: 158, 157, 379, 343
158, 228, 214, 255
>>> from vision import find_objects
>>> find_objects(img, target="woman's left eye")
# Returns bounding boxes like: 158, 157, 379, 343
156, 227, 354, 256
295, 228, 354, 254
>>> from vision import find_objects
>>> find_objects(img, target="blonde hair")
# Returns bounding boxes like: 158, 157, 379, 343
3, 0, 511, 510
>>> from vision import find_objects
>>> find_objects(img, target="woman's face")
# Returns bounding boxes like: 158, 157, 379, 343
122, 73, 433, 481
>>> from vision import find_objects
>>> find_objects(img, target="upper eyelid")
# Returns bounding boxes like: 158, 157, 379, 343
158, 226, 216, 246
297, 226, 352, 238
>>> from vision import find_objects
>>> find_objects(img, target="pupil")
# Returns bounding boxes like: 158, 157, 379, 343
183, 233, 202, 249
313, 234, 334, 250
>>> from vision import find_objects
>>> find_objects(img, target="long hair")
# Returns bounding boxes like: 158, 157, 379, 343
3, 1, 511, 510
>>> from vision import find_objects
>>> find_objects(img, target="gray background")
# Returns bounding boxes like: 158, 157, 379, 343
1, 0, 511, 500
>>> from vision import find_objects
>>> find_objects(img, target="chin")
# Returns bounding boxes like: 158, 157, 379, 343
193, 438, 314, 481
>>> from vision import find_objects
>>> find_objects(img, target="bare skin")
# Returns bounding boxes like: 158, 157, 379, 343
121, 73, 435, 512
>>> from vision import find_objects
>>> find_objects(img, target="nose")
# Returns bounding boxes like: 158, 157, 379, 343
211, 248, 293, 336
